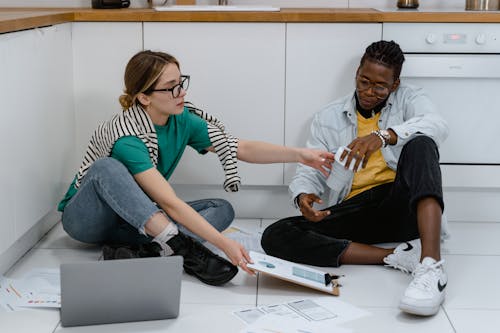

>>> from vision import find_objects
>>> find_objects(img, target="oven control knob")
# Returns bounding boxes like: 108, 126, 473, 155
425, 33, 436, 44
476, 33, 486, 45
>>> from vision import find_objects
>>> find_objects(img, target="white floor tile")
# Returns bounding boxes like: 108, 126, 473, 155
341, 307, 454, 333
54, 304, 245, 333
443, 221, 500, 255
6, 248, 101, 278
180, 269, 257, 305
257, 264, 411, 308
35, 222, 99, 250
446, 309, 500, 333
0, 308, 60, 333
443, 254, 500, 310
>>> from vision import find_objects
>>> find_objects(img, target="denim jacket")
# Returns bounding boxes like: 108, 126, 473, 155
289, 83, 449, 207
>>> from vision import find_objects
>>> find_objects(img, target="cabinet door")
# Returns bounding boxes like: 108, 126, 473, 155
284, 23, 382, 183
144, 23, 286, 186
0, 32, 16, 252
72, 22, 143, 160
2, 24, 75, 239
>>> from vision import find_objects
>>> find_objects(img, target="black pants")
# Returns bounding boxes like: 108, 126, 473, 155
261, 136, 444, 267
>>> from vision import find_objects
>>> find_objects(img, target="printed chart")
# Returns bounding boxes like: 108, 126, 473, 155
247, 251, 341, 295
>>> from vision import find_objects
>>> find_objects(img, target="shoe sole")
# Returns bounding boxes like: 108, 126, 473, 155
399, 299, 441, 316
383, 255, 418, 274
383, 262, 412, 274
184, 266, 238, 286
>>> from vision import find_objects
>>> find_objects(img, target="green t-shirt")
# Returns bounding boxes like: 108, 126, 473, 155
58, 108, 211, 211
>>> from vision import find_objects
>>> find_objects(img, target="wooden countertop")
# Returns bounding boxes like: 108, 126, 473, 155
0, 9, 73, 33
2, 7, 500, 34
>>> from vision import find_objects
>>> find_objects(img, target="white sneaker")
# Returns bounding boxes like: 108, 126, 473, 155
383, 239, 421, 274
399, 257, 447, 316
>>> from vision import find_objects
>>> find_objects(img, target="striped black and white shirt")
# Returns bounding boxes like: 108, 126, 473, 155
75, 103, 241, 192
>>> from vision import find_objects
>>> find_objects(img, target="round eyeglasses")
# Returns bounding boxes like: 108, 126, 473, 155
356, 76, 391, 99
149, 75, 190, 98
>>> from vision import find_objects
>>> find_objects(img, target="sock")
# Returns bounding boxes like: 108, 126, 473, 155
153, 223, 179, 256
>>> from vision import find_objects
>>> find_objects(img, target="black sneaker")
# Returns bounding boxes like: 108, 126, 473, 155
166, 232, 238, 286
102, 243, 162, 260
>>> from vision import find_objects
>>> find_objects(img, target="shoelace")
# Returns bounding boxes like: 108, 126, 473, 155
410, 259, 444, 291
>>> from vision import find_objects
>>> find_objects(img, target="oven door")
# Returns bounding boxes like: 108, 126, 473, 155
401, 54, 500, 164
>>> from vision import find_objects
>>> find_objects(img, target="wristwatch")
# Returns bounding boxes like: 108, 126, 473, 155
379, 129, 392, 145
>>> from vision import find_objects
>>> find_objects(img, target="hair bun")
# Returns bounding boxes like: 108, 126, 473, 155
119, 93, 133, 109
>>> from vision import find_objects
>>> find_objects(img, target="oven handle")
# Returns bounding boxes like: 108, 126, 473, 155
401, 54, 500, 79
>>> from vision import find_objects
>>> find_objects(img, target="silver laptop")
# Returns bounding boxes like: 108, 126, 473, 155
60, 256, 183, 327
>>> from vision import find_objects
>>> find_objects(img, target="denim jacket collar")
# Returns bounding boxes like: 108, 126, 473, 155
342, 91, 396, 124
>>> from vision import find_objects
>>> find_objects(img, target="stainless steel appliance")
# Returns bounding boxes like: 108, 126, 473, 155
384, 23, 500, 187
465, 0, 499, 11
397, 0, 419, 9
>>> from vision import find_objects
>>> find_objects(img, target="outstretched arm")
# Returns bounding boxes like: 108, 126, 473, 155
235, 140, 334, 177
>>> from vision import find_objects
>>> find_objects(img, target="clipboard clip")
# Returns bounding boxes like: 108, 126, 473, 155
324, 273, 344, 287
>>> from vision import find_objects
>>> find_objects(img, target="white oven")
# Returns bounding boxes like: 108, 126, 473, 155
384, 23, 500, 190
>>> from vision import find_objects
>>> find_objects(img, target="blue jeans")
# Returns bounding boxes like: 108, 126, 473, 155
62, 158, 235, 245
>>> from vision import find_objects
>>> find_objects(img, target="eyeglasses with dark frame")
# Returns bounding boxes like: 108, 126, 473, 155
149, 75, 190, 98
356, 75, 392, 99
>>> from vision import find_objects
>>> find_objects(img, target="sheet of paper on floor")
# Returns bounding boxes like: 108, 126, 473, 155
234, 297, 370, 333
16, 268, 61, 308
0, 276, 26, 312
0, 268, 61, 310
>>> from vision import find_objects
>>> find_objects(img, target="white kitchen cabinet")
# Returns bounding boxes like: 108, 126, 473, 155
0, 24, 75, 243
284, 23, 382, 183
72, 22, 143, 160
0, 32, 16, 254
144, 22, 286, 186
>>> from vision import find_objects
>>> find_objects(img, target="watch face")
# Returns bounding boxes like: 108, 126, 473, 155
380, 130, 391, 140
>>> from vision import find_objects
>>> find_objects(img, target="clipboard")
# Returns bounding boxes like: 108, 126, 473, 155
247, 251, 342, 296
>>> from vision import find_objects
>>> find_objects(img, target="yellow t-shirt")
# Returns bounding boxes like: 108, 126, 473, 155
344, 112, 396, 200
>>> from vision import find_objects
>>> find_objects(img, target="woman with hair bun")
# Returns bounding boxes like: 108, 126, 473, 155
58, 50, 334, 286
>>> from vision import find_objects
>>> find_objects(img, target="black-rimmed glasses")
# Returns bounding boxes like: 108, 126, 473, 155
149, 75, 190, 98
356, 75, 391, 99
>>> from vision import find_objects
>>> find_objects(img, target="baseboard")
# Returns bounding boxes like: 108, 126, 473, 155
0, 209, 61, 275
173, 184, 500, 222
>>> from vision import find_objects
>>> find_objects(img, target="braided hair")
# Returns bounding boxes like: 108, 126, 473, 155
360, 40, 405, 80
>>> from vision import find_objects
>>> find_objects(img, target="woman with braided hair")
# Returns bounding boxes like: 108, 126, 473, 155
58, 50, 334, 287
262, 40, 450, 316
